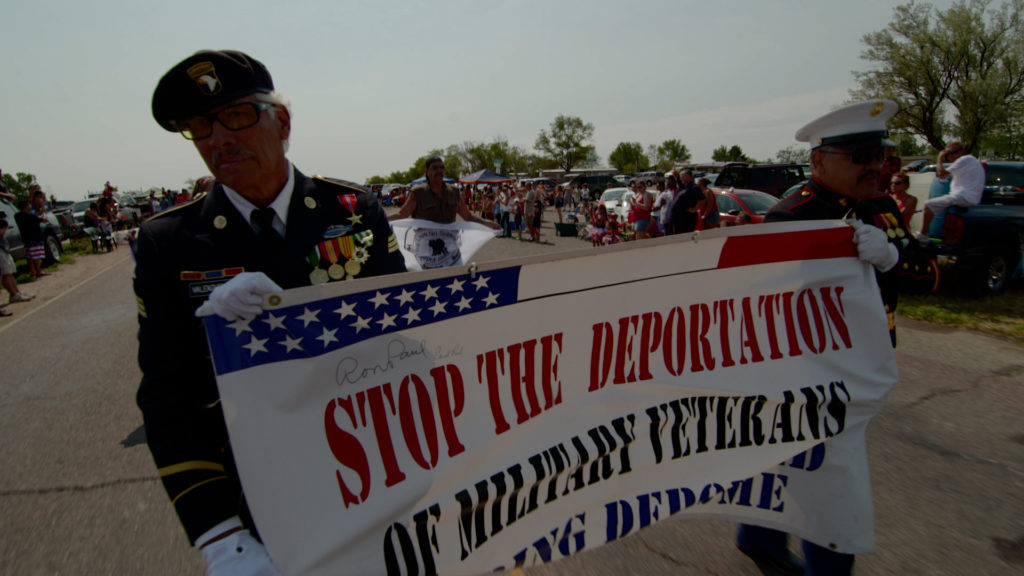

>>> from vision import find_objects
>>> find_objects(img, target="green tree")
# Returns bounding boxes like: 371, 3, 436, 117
534, 114, 596, 172
654, 139, 691, 170
852, 0, 1024, 155
712, 145, 753, 162
608, 142, 649, 173
891, 133, 932, 157
1, 171, 38, 201
774, 144, 811, 164
453, 138, 530, 176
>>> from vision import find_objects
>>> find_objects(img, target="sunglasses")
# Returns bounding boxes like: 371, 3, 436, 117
820, 147, 887, 165
173, 102, 275, 141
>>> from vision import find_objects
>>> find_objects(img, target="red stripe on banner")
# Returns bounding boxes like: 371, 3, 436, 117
718, 227, 857, 269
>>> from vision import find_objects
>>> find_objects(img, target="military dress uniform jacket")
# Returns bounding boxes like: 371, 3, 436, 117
765, 177, 910, 346
134, 167, 406, 544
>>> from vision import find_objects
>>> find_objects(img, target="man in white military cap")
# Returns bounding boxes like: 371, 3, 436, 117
736, 100, 911, 576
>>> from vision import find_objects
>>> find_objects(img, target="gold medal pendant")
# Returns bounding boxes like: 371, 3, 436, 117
345, 259, 362, 277
309, 268, 329, 285
886, 228, 896, 239
328, 263, 346, 280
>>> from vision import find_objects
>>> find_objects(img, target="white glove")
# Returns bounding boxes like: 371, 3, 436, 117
195, 272, 282, 321
850, 220, 899, 273
201, 529, 281, 576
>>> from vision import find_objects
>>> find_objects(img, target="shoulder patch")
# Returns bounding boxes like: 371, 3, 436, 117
147, 192, 207, 221
312, 175, 366, 194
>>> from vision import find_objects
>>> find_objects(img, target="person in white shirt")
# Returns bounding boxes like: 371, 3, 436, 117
919, 141, 985, 238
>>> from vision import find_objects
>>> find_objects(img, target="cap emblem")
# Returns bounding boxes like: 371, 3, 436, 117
870, 102, 885, 117
187, 61, 222, 96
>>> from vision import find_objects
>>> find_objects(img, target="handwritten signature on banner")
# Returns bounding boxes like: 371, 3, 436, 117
336, 338, 464, 387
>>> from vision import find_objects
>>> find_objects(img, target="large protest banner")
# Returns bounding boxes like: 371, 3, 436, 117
204, 220, 898, 576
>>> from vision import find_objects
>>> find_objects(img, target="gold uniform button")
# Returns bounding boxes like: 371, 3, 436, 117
214, 215, 228, 229
305, 197, 317, 209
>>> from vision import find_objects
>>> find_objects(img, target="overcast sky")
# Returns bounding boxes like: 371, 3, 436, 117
2, 0, 951, 199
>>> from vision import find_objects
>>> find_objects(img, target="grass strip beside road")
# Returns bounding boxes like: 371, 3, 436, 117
900, 283, 1024, 344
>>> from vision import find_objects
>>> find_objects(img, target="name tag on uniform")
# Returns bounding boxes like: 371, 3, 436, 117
181, 268, 244, 298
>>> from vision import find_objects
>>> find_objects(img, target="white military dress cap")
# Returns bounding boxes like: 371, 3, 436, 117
796, 100, 899, 149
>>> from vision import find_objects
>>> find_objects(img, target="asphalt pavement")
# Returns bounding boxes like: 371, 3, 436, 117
0, 214, 1021, 575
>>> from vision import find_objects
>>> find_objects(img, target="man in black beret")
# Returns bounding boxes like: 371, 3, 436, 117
136, 50, 406, 575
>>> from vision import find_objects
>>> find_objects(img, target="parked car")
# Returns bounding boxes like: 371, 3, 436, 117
377, 183, 405, 206
1, 197, 64, 264
780, 180, 808, 199
598, 187, 634, 221
713, 188, 780, 226
118, 195, 143, 227
714, 163, 809, 197
562, 174, 619, 199
69, 199, 94, 226
520, 177, 558, 190
920, 161, 1024, 295
628, 171, 664, 186
982, 161, 1024, 205
902, 159, 930, 172
49, 205, 82, 239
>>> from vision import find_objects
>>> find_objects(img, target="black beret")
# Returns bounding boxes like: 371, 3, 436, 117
152, 50, 274, 131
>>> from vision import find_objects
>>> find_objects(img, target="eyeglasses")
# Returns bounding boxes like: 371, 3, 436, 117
820, 147, 887, 165
173, 102, 275, 140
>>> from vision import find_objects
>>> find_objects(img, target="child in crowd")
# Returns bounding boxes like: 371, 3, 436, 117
590, 204, 609, 246
606, 213, 622, 244
530, 199, 543, 242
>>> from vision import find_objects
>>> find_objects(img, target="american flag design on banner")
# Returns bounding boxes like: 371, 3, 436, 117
205, 267, 521, 375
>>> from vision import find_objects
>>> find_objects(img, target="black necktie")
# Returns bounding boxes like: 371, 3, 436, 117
251, 207, 286, 284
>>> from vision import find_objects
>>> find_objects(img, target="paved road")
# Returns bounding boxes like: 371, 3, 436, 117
1, 220, 1022, 575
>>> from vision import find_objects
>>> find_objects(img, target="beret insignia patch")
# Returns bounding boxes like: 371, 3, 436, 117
187, 61, 221, 96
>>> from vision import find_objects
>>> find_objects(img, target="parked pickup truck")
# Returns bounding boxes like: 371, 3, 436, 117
922, 161, 1024, 295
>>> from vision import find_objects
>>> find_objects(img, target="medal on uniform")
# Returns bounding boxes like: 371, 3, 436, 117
314, 237, 345, 279
887, 228, 896, 238
354, 229, 373, 247
345, 259, 361, 276
337, 194, 357, 212
310, 268, 329, 284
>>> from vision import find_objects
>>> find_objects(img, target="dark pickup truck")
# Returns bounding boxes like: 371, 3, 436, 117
714, 162, 808, 197
922, 161, 1024, 295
